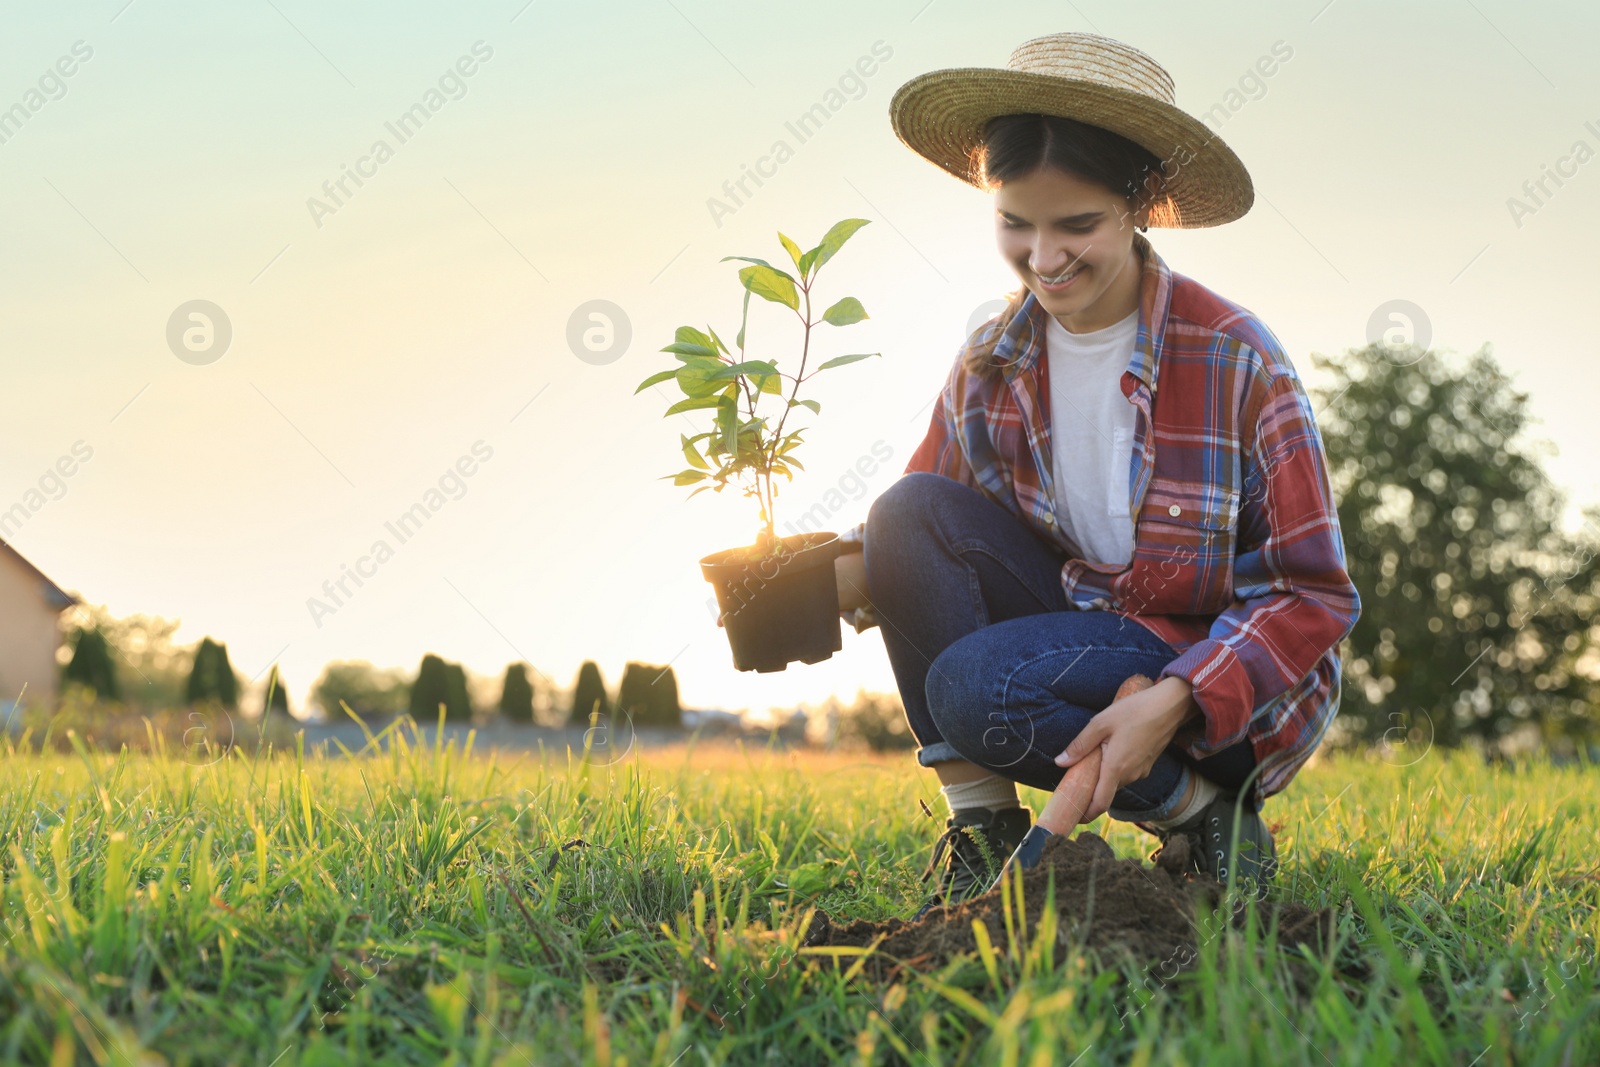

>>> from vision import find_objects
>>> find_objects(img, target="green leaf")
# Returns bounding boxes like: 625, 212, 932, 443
687, 484, 714, 500
787, 862, 832, 896
707, 325, 732, 355
804, 218, 870, 275
662, 341, 719, 359
782, 455, 804, 471
664, 394, 723, 416
721, 256, 794, 282
820, 297, 868, 327
681, 434, 708, 470
788, 398, 821, 415
676, 362, 726, 398
735, 287, 752, 352
738, 264, 799, 311
717, 395, 739, 458
672, 469, 708, 486
753, 372, 783, 396
815, 352, 880, 372
777, 232, 804, 273
634, 369, 678, 394
672, 325, 715, 350
710, 360, 780, 381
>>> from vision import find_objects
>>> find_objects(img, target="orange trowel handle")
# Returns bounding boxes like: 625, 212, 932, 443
986, 746, 1104, 892
1037, 745, 1103, 835
1037, 673, 1148, 833
987, 673, 1150, 892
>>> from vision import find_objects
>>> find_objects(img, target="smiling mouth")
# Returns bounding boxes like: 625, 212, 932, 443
1037, 265, 1084, 285
1033, 243, 1093, 286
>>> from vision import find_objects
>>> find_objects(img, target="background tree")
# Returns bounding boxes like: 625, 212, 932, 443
261, 665, 291, 718
61, 626, 119, 702
616, 662, 682, 728
446, 662, 471, 721
186, 637, 239, 708
410, 653, 472, 722
311, 661, 409, 720
1311, 343, 1599, 752
570, 660, 610, 724
499, 663, 534, 724
833, 690, 915, 752
60, 604, 190, 709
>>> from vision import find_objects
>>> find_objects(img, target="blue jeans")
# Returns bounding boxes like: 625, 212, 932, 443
864, 472, 1258, 823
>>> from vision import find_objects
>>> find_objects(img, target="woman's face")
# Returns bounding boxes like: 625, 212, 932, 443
994, 165, 1149, 334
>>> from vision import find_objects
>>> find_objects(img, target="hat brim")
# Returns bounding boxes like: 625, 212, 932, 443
889, 68, 1254, 228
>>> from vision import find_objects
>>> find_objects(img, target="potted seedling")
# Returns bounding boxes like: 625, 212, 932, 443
635, 218, 880, 673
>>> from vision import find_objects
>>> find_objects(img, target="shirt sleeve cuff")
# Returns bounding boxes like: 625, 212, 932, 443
844, 606, 879, 632
837, 523, 871, 629
837, 521, 866, 553
1157, 639, 1254, 755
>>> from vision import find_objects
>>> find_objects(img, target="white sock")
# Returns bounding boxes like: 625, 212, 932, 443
1147, 771, 1222, 830
940, 773, 1021, 815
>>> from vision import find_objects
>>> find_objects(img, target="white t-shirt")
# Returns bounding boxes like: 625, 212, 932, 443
1045, 306, 1140, 566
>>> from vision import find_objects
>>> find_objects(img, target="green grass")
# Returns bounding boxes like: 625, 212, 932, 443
1, 719, 1596, 1065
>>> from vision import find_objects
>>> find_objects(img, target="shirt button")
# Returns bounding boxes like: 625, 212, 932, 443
1044, 514, 1056, 525
1168, 503, 1182, 517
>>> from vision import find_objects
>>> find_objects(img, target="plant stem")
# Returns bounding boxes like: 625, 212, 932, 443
730, 295, 771, 549
760, 275, 813, 556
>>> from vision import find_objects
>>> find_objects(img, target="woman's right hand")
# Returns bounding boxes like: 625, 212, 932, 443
715, 550, 870, 628
835, 550, 869, 612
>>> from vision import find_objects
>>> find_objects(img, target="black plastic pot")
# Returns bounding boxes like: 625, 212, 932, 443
700, 531, 842, 673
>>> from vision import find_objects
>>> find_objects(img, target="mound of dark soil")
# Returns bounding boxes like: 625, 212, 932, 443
804, 831, 1357, 988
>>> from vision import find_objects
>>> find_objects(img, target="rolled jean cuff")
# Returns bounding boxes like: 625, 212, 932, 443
1107, 763, 1190, 823
915, 740, 966, 768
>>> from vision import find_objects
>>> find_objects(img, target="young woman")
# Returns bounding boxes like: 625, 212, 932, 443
833, 32, 1361, 907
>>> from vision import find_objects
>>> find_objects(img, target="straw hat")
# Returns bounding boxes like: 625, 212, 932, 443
888, 32, 1253, 228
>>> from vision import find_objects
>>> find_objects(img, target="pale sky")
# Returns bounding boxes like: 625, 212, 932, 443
3, 0, 1596, 717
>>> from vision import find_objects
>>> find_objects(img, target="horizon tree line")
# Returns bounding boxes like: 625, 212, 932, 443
58, 625, 682, 727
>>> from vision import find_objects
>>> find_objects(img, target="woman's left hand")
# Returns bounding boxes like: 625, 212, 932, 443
1054, 676, 1199, 824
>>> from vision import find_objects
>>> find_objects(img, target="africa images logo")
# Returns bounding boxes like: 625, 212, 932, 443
305, 441, 494, 628
305, 42, 495, 229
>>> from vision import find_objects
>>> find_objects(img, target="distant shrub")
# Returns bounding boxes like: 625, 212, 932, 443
312, 661, 409, 720
616, 662, 682, 728
446, 663, 470, 720
262, 666, 291, 717
410, 653, 472, 722
61, 604, 190, 710
570, 661, 609, 724
186, 638, 239, 709
62, 626, 119, 701
499, 663, 534, 723
835, 690, 915, 752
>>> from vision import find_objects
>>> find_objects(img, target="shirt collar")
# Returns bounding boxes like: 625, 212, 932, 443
997, 231, 1171, 396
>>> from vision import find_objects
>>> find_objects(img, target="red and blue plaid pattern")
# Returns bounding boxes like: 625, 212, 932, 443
899, 233, 1361, 804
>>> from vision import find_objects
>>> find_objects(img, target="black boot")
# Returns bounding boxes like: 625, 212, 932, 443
1143, 791, 1278, 899
917, 806, 1033, 916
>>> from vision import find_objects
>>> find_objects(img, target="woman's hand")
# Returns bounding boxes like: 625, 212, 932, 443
1054, 676, 1199, 824
835, 551, 869, 612
717, 551, 869, 628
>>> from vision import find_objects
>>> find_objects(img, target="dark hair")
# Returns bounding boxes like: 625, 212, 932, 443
959, 113, 1169, 379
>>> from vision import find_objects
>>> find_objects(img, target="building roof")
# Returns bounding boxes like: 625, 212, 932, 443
0, 541, 78, 612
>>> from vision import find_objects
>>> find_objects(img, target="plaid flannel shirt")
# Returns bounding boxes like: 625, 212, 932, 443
842, 233, 1361, 807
